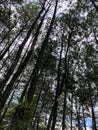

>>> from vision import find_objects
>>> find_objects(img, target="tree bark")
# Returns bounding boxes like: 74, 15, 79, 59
0, 91, 15, 125
27, 0, 58, 104
70, 93, 73, 130
82, 104, 87, 130
0, 3, 48, 112
47, 31, 64, 130
88, 81, 97, 130
0, 24, 26, 61
62, 32, 72, 130
75, 97, 81, 130
0, 3, 45, 94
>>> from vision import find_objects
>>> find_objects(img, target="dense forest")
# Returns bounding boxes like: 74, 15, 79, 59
0, 0, 98, 130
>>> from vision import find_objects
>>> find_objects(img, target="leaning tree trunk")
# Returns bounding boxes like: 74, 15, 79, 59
0, 91, 15, 125
27, 0, 58, 105
0, 24, 27, 61
32, 83, 49, 129
50, 35, 64, 130
47, 31, 64, 130
0, 2, 46, 94
0, 2, 49, 113
62, 32, 72, 130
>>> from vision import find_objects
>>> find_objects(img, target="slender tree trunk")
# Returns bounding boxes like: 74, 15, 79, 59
27, 0, 58, 104
0, 24, 26, 61
36, 116, 40, 130
19, 3, 51, 102
88, 81, 97, 130
62, 89, 67, 130
0, 3, 45, 94
92, 27, 98, 47
62, 32, 72, 130
75, 98, 81, 130
51, 37, 64, 130
0, 72, 23, 125
82, 104, 87, 130
0, 91, 15, 125
47, 108, 53, 130
0, 3, 49, 112
0, 50, 32, 113
47, 32, 64, 130
70, 92, 73, 130
33, 86, 48, 129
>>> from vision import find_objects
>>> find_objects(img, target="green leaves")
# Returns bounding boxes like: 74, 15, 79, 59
0, 0, 98, 129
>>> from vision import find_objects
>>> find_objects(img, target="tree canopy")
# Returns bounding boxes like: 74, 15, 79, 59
0, 0, 98, 130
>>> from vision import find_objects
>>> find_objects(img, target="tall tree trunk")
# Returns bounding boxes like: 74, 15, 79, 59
36, 116, 40, 130
0, 3, 45, 94
32, 85, 49, 129
50, 36, 64, 130
0, 24, 26, 61
62, 88, 67, 130
32, 80, 47, 115
47, 32, 64, 130
27, 0, 58, 104
92, 27, 98, 47
75, 97, 81, 130
70, 92, 73, 130
0, 3, 49, 112
0, 91, 15, 125
62, 32, 72, 130
88, 81, 97, 130
82, 104, 87, 130
47, 107, 53, 130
